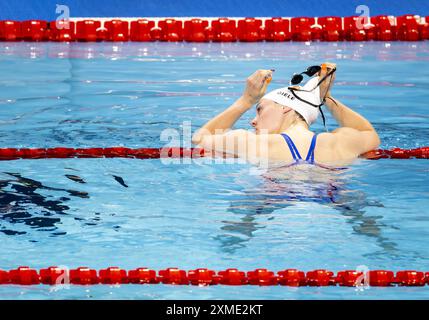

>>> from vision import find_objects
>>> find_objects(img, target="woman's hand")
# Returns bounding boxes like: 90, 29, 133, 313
242, 69, 274, 106
318, 62, 336, 100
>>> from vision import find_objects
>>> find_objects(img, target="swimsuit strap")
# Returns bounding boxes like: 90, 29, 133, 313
280, 133, 302, 161
305, 134, 318, 164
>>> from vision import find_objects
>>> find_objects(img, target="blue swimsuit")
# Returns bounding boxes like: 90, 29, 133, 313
280, 133, 317, 165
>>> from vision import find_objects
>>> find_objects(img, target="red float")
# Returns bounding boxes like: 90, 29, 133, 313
69, 267, 99, 285
416, 147, 429, 159
318, 16, 343, 41
364, 23, 377, 40
188, 268, 218, 285
237, 17, 262, 42
0, 20, 21, 41
40, 266, 68, 285
396, 15, 420, 41
372, 15, 395, 41
184, 19, 209, 42
218, 268, 248, 285
76, 20, 101, 41
45, 147, 75, 158
344, 16, 367, 41
128, 268, 159, 284
388, 147, 411, 159
158, 268, 188, 285
73, 147, 103, 158
99, 267, 128, 284
0, 148, 19, 160
149, 26, 161, 41
396, 271, 426, 286
336, 270, 365, 287
49, 20, 75, 41
0, 270, 10, 284
306, 269, 335, 286
103, 147, 130, 158
105, 19, 129, 41
9, 266, 40, 285
96, 28, 108, 41
369, 270, 394, 286
291, 17, 317, 41
133, 147, 161, 159
265, 18, 291, 41
211, 18, 237, 42
204, 26, 215, 41
420, 16, 429, 40
158, 19, 183, 42
361, 149, 389, 160
21, 20, 48, 41
277, 269, 306, 286
419, 22, 429, 40
247, 268, 277, 286
130, 19, 155, 41
18, 148, 47, 159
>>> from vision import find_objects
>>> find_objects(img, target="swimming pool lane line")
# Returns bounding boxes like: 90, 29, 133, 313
0, 267, 428, 287
1, 15, 427, 42
0, 146, 428, 161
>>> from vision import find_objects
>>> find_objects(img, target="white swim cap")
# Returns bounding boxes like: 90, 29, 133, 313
261, 76, 322, 125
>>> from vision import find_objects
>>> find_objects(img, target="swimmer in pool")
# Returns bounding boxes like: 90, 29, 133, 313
192, 62, 380, 167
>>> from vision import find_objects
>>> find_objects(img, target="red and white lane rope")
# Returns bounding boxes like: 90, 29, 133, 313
0, 146, 428, 161
1, 266, 428, 287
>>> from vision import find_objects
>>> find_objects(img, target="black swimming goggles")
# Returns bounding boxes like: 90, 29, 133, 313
288, 65, 337, 129
290, 65, 322, 85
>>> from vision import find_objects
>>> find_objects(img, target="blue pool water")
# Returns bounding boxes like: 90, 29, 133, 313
0, 42, 428, 299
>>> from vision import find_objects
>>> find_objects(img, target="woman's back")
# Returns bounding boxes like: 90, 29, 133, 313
267, 128, 357, 167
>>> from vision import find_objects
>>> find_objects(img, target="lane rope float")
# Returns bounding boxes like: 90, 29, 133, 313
0, 15, 428, 42
0, 266, 428, 287
0, 147, 428, 161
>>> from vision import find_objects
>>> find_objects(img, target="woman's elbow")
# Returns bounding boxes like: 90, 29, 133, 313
191, 133, 200, 145
359, 130, 381, 154
192, 132, 204, 145
370, 131, 381, 150
192, 128, 212, 145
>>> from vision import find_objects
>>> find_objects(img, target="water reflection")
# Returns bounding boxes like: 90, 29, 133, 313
0, 172, 89, 237
214, 164, 396, 256
1, 42, 429, 61
0, 170, 132, 239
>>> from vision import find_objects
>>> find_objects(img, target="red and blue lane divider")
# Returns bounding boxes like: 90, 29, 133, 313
0, 266, 428, 287
0, 146, 428, 161
0, 15, 428, 42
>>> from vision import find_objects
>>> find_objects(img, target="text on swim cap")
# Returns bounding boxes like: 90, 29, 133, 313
276, 91, 295, 100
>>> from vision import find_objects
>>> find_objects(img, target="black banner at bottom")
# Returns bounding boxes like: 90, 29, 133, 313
0, 300, 426, 319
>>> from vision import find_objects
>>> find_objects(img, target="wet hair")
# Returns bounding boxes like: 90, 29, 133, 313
295, 111, 306, 123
